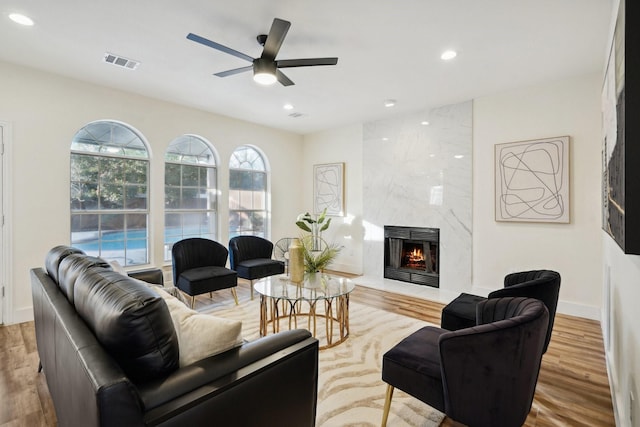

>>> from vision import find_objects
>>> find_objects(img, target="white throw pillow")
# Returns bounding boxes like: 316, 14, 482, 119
153, 287, 243, 367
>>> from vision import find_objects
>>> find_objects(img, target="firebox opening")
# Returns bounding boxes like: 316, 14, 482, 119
384, 226, 440, 287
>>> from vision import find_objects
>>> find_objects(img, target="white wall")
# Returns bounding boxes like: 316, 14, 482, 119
603, 237, 640, 426
473, 73, 604, 319
302, 124, 364, 274
0, 60, 304, 323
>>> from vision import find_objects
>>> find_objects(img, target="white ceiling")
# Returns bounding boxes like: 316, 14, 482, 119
0, 0, 613, 135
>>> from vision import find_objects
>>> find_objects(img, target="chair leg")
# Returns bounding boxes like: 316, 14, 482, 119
38, 360, 42, 373
250, 279, 254, 300
190, 295, 195, 309
381, 384, 394, 427
231, 288, 239, 305
209, 291, 213, 299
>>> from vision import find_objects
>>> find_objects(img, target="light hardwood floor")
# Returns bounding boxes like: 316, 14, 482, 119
0, 284, 615, 426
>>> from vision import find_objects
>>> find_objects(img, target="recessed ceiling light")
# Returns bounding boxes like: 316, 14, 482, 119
283, 103, 294, 110
382, 137, 390, 141
383, 99, 396, 108
429, 154, 436, 158
421, 121, 430, 126
9, 13, 34, 26
454, 154, 464, 159
441, 50, 457, 61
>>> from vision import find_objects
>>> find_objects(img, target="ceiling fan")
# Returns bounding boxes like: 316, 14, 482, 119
187, 18, 338, 87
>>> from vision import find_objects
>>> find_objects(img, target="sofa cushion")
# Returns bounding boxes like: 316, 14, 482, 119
74, 269, 179, 382
45, 245, 85, 285
153, 287, 243, 367
58, 254, 112, 305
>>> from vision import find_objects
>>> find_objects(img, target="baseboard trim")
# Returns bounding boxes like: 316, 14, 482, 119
11, 306, 34, 324
472, 286, 601, 321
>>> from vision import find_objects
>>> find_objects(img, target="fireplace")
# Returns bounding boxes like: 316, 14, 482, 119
384, 226, 439, 287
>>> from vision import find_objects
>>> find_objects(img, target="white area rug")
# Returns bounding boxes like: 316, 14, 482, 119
197, 289, 445, 427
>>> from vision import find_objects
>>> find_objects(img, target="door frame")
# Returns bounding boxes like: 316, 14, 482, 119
1, 121, 13, 325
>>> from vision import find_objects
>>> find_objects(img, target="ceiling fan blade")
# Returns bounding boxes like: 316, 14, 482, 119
262, 18, 291, 60
187, 33, 254, 63
276, 69, 295, 86
214, 65, 253, 77
276, 57, 339, 68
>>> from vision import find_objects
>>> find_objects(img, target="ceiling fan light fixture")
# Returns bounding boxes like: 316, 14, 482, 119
253, 59, 277, 85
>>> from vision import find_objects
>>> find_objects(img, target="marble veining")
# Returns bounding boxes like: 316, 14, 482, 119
362, 101, 472, 293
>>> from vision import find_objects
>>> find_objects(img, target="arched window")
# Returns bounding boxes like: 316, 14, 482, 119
164, 135, 218, 260
70, 121, 150, 266
229, 145, 268, 238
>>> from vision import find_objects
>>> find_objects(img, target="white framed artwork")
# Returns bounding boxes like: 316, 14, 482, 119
313, 163, 344, 216
495, 136, 570, 223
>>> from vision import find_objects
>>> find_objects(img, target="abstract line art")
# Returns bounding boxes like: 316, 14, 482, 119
314, 163, 344, 216
495, 136, 569, 223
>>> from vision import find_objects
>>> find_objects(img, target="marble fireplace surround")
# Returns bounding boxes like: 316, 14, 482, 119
362, 100, 472, 297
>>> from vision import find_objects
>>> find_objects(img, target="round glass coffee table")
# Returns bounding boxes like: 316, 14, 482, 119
254, 274, 355, 350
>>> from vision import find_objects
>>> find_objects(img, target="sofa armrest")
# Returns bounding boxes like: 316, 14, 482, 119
139, 329, 318, 426
129, 268, 164, 285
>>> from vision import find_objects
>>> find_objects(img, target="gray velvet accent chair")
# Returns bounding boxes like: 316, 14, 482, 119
441, 269, 561, 352
381, 297, 549, 427
171, 238, 238, 308
228, 235, 285, 299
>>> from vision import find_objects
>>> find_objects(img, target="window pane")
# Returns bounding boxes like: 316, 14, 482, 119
165, 213, 182, 236
237, 190, 251, 210
250, 211, 266, 234
229, 169, 243, 189
125, 185, 147, 209
252, 172, 266, 191
181, 188, 201, 209
71, 154, 99, 182
182, 165, 199, 186
101, 214, 125, 238
100, 157, 125, 184
165, 163, 181, 186
126, 160, 147, 184
126, 214, 147, 237
71, 182, 98, 210
165, 186, 181, 209
229, 190, 240, 209
253, 191, 265, 210
100, 184, 124, 209
71, 214, 99, 243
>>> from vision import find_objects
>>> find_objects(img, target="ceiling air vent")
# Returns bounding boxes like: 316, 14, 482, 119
103, 52, 139, 70
288, 112, 305, 118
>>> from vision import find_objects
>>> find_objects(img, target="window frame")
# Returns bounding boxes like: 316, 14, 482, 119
164, 135, 219, 261
70, 120, 151, 267
228, 145, 270, 238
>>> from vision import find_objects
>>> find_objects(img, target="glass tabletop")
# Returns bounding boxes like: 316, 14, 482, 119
254, 273, 355, 302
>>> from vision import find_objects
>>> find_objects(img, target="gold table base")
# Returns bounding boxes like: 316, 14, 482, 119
259, 293, 350, 350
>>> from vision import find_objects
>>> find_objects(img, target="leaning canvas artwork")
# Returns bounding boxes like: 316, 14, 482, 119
495, 136, 570, 223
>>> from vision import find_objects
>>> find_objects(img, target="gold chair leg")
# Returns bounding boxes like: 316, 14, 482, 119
231, 288, 239, 305
381, 384, 394, 427
190, 295, 195, 309
250, 279, 254, 300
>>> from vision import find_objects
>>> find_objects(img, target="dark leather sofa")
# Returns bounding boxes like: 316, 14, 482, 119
31, 245, 319, 427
